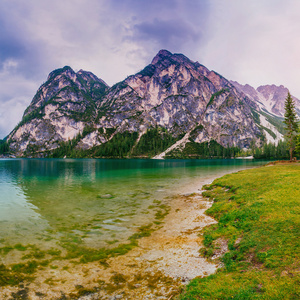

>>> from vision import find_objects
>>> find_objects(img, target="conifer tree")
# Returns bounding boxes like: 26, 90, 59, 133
296, 124, 300, 156
283, 92, 298, 161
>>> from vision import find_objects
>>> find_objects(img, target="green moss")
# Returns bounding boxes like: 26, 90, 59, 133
50, 265, 58, 269
22, 248, 46, 260
0, 264, 29, 286
110, 273, 128, 285
71, 285, 98, 298
155, 204, 170, 220
0, 246, 14, 255
106, 239, 119, 245
11, 260, 39, 275
129, 223, 154, 240
47, 248, 62, 256
0, 196, 171, 290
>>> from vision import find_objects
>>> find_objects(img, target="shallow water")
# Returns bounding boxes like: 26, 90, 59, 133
0, 158, 268, 252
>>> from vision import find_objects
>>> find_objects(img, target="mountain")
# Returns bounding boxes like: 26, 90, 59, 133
231, 81, 300, 117
8, 66, 109, 154
7, 50, 289, 158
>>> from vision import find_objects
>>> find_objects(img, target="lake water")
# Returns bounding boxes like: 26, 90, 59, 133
0, 158, 268, 256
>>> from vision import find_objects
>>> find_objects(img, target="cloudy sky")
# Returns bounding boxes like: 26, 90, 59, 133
1, 0, 300, 138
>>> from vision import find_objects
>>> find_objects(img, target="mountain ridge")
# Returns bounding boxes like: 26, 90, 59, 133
6, 50, 293, 158
231, 80, 300, 117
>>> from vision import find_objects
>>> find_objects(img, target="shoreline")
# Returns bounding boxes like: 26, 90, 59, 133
0, 165, 263, 299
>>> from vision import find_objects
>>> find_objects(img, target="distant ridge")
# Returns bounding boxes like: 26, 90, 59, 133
231, 81, 300, 117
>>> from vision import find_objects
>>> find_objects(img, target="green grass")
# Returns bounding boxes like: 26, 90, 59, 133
179, 164, 300, 299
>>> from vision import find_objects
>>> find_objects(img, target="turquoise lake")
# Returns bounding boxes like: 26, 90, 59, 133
0, 158, 269, 256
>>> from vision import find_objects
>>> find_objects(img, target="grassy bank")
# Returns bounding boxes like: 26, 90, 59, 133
179, 164, 300, 300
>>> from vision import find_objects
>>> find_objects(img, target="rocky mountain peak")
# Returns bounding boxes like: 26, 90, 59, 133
47, 66, 75, 82
151, 49, 173, 64
77, 69, 109, 88
232, 81, 300, 117
151, 49, 192, 68
257, 84, 288, 98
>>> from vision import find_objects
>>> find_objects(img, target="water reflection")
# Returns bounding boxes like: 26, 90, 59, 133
0, 158, 269, 248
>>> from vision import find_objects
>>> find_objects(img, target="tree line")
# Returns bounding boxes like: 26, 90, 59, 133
0, 140, 9, 154
166, 140, 241, 159
251, 140, 290, 159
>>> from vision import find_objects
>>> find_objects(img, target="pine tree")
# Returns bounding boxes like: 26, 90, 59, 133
283, 92, 298, 161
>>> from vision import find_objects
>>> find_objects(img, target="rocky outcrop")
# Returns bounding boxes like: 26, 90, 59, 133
8, 50, 289, 157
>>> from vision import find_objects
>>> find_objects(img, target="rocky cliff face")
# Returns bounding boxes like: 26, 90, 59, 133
8, 50, 288, 157
95, 50, 263, 149
231, 81, 300, 117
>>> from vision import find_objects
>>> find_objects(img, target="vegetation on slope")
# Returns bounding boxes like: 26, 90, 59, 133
179, 164, 300, 299
166, 140, 241, 159
46, 127, 179, 159
206, 88, 229, 108
89, 131, 138, 158
47, 130, 138, 159
0, 140, 9, 155
132, 127, 178, 157
259, 110, 286, 135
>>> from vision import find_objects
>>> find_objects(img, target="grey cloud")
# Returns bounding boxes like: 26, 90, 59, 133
0, 34, 26, 63
132, 18, 201, 49
0, 96, 29, 138
0, 13, 26, 66
108, 0, 210, 21
0, 3, 50, 80
1, 0, 300, 138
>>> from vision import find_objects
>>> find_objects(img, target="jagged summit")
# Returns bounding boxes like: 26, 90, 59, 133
46, 66, 109, 87
151, 49, 193, 67
77, 69, 109, 88
47, 66, 75, 81
151, 49, 172, 64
